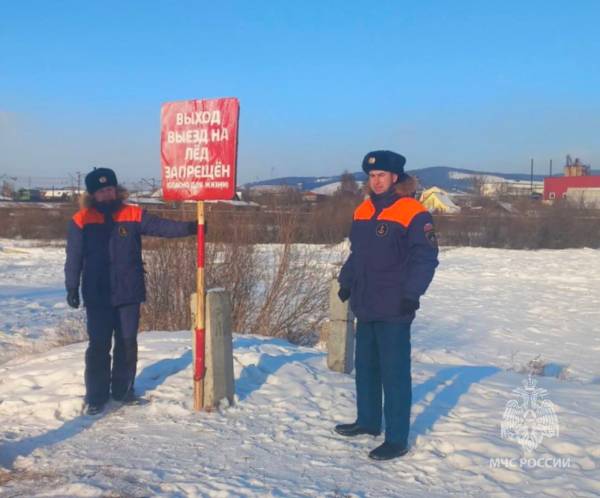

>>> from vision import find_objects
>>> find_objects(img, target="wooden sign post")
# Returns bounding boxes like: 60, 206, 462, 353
160, 97, 240, 411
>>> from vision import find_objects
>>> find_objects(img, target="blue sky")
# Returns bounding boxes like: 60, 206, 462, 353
1, 0, 599, 185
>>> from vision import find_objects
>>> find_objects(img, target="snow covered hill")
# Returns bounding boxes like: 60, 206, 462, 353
242, 166, 550, 194
1, 241, 600, 496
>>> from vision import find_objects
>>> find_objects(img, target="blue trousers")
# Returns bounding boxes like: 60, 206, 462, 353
84, 304, 140, 405
355, 320, 412, 446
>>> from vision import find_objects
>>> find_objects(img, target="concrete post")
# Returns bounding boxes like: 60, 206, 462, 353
191, 289, 235, 409
326, 279, 355, 374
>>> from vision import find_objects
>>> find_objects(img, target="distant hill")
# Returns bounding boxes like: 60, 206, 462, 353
242, 166, 555, 194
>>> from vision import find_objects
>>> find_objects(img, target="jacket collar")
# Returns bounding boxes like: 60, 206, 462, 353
369, 187, 400, 211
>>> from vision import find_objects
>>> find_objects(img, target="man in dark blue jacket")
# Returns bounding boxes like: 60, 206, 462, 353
335, 151, 439, 460
65, 167, 197, 415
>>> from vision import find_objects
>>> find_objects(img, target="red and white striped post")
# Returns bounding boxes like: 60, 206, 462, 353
160, 97, 239, 412
194, 201, 206, 410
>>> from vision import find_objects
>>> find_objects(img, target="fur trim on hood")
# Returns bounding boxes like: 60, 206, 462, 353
79, 185, 129, 209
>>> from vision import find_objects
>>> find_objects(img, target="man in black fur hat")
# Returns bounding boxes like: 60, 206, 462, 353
65, 167, 197, 415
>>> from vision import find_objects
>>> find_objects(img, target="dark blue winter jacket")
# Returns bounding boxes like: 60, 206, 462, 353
65, 203, 194, 307
339, 189, 439, 323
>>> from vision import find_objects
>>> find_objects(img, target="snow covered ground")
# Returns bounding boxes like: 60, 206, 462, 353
0, 240, 84, 366
1, 240, 600, 496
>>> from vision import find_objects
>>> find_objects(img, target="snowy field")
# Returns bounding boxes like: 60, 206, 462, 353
1, 240, 600, 496
0, 240, 84, 366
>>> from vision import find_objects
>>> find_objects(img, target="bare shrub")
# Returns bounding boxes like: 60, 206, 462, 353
249, 243, 329, 345
140, 206, 330, 345
141, 237, 196, 331
205, 228, 262, 332
307, 195, 357, 244
435, 199, 600, 249
4, 191, 600, 250
238, 206, 329, 344
0, 205, 73, 239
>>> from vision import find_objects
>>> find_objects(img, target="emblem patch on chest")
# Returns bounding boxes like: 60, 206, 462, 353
376, 222, 389, 237
119, 226, 128, 238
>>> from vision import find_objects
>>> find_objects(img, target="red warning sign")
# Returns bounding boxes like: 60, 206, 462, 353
161, 97, 239, 201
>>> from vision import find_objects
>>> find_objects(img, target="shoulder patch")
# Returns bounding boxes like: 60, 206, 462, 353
354, 199, 376, 221
423, 221, 438, 247
377, 197, 428, 227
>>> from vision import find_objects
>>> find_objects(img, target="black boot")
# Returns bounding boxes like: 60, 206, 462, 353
368, 442, 409, 460
334, 422, 380, 437
113, 387, 136, 403
85, 403, 105, 416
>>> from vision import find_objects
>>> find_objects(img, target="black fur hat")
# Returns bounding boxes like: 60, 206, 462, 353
85, 167, 118, 194
362, 150, 407, 179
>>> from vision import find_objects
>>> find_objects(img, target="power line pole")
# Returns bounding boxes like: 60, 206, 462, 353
530, 158, 534, 193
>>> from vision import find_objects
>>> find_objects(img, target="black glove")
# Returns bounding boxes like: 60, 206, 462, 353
67, 288, 80, 309
338, 287, 351, 303
400, 298, 419, 315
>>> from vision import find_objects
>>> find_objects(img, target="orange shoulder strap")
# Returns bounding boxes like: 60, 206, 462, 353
72, 208, 104, 228
377, 197, 428, 227
113, 204, 143, 223
354, 199, 376, 220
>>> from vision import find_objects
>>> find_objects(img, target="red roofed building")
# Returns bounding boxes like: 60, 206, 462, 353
544, 156, 600, 201
544, 175, 600, 201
